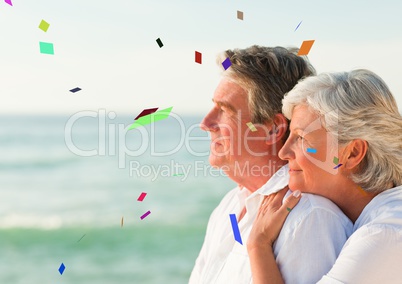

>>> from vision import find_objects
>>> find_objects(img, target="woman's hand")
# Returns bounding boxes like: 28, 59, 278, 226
247, 188, 301, 250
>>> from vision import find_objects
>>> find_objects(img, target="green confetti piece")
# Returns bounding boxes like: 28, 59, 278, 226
129, 107, 173, 130
38, 19, 50, 32
39, 42, 54, 55
333, 156, 339, 165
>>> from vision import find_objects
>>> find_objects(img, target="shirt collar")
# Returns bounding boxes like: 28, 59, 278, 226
354, 185, 402, 229
238, 164, 289, 221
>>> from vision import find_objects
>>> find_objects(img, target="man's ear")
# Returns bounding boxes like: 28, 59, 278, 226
265, 113, 288, 145
343, 139, 368, 171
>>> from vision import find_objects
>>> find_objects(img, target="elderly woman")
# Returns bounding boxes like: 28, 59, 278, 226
247, 69, 402, 283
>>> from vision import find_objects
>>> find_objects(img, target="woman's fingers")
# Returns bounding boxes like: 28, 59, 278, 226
279, 190, 302, 218
250, 189, 302, 248
259, 186, 289, 214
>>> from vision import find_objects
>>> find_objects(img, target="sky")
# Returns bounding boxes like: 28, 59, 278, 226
1, 0, 402, 116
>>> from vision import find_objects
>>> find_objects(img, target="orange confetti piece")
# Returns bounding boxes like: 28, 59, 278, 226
298, 40, 315, 56
357, 186, 368, 196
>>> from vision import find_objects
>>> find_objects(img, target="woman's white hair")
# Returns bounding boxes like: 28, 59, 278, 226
282, 69, 402, 193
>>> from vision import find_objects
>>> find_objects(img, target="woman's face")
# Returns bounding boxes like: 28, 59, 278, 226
279, 105, 342, 194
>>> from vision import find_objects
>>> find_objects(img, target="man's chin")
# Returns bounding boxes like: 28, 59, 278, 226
208, 156, 225, 169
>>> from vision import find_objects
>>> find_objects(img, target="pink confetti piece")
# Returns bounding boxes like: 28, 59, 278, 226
137, 192, 147, 202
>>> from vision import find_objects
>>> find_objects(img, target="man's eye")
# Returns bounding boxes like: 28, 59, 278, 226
220, 106, 228, 113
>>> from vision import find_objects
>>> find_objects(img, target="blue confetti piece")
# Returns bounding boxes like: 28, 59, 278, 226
333, 163, 343, 169
229, 214, 243, 245
294, 20, 302, 32
58, 263, 65, 275
69, 87, 81, 93
306, 148, 317, 153
222, 57, 232, 70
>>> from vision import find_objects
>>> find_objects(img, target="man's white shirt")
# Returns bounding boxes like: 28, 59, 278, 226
189, 164, 353, 284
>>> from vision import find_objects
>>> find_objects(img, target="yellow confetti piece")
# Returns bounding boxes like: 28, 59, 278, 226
121, 216, 124, 227
38, 19, 50, 32
246, 122, 257, 132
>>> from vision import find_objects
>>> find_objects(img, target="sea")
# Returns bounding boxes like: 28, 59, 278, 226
0, 114, 235, 284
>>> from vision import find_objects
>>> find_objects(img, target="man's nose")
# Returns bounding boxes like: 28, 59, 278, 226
200, 109, 218, 132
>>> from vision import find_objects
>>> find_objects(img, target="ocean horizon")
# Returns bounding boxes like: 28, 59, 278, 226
0, 114, 235, 284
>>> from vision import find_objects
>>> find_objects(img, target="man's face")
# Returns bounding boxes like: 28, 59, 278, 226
200, 78, 271, 175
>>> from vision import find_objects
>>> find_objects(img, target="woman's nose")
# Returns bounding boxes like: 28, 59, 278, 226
278, 137, 295, 161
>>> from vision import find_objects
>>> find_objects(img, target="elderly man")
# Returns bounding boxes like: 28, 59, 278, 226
189, 46, 353, 284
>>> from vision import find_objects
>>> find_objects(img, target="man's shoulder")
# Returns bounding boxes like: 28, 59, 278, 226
287, 192, 352, 228
207, 186, 241, 217
299, 193, 347, 215
215, 186, 241, 208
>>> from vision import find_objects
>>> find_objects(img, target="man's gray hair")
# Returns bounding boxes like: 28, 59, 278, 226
217, 45, 316, 126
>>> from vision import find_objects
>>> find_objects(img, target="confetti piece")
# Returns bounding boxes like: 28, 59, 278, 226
286, 207, 292, 212
306, 148, 317, 154
69, 87, 81, 93
222, 57, 232, 70
294, 20, 302, 32
134, 107, 158, 120
4, 0, 12, 6
58, 263, 65, 275
237, 10, 244, 20
129, 106, 173, 130
39, 42, 54, 55
173, 173, 184, 176
76, 234, 86, 243
156, 38, 163, 48
333, 156, 339, 165
140, 210, 151, 220
246, 122, 257, 132
297, 40, 315, 56
195, 51, 202, 64
121, 216, 124, 227
357, 186, 368, 196
333, 163, 343, 169
38, 19, 50, 32
229, 214, 242, 245
137, 192, 147, 202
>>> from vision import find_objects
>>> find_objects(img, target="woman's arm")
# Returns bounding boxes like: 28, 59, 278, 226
247, 188, 301, 284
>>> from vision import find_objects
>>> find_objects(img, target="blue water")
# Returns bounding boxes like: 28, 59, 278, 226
0, 114, 235, 284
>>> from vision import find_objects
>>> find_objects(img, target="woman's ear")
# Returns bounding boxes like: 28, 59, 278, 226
265, 113, 288, 145
343, 139, 368, 170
